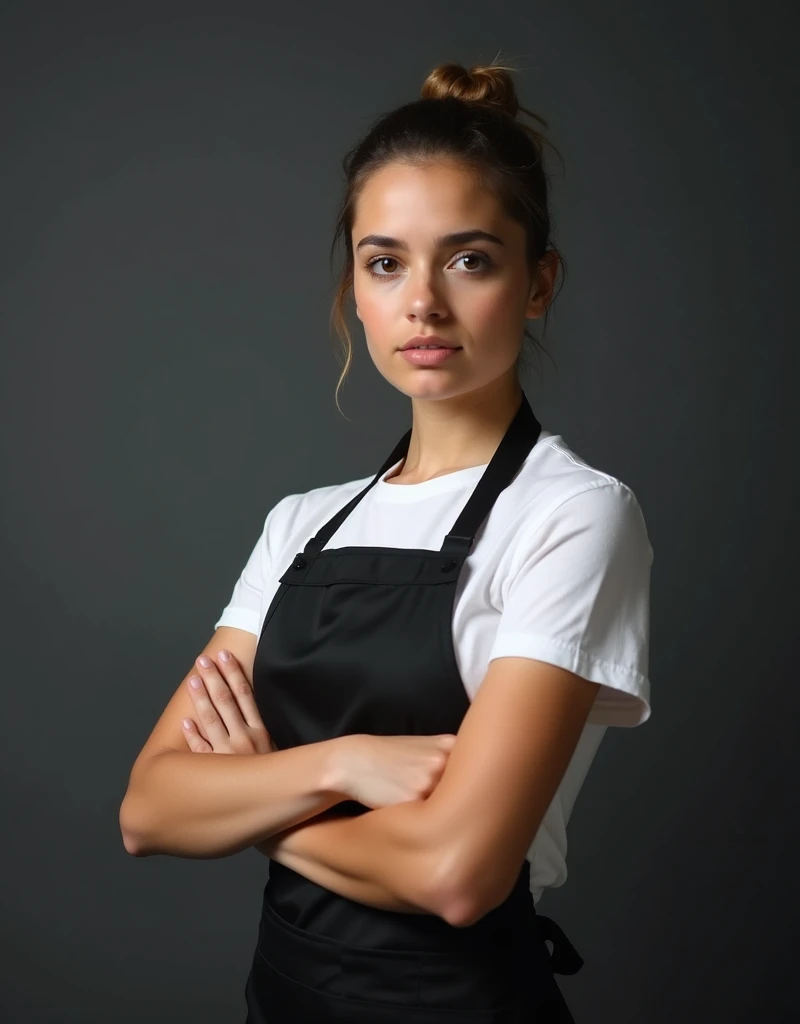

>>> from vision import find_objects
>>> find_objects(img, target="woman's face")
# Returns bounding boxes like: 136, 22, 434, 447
351, 159, 553, 403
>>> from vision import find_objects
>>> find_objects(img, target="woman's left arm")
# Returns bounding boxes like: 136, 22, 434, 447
252, 811, 434, 915
181, 653, 600, 924
251, 657, 600, 927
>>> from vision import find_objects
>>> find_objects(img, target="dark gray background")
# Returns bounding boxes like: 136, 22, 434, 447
1, 1, 795, 1021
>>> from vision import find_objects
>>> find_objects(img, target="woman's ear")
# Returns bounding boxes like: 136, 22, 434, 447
526, 253, 559, 319
525, 282, 549, 321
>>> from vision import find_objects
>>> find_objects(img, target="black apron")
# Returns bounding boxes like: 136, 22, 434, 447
243, 392, 584, 1023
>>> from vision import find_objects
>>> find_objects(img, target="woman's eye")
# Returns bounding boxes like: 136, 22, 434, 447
455, 253, 487, 272
367, 256, 400, 276
364, 251, 491, 278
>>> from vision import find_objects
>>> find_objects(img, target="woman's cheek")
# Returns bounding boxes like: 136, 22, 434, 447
468, 291, 522, 353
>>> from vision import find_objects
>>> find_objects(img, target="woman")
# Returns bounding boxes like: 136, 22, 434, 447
120, 60, 653, 1022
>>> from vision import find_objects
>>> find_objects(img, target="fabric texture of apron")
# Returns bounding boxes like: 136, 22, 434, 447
243, 392, 584, 1022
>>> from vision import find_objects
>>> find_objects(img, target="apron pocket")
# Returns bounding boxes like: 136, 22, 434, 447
255, 894, 564, 1020
253, 944, 549, 1023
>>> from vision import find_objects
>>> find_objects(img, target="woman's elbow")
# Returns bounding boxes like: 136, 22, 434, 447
119, 788, 157, 857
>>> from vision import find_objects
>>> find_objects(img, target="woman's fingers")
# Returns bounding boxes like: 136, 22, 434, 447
187, 656, 240, 748
182, 718, 212, 752
215, 650, 275, 754
215, 650, 267, 732
187, 651, 273, 755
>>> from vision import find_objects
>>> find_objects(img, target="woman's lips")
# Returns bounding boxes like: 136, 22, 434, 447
399, 346, 462, 367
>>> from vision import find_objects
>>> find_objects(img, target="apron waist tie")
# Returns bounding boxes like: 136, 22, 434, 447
535, 914, 585, 975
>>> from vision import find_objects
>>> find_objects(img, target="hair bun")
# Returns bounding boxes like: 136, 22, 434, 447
420, 60, 520, 117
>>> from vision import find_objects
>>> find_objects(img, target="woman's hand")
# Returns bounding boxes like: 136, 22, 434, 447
181, 652, 457, 864
183, 654, 457, 808
329, 733, 457, 809
182, 652, 295, 861
182, 649, 275, 755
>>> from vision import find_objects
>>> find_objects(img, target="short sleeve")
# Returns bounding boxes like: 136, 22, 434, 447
213, 496, 291, 637
488, 482, 653, 727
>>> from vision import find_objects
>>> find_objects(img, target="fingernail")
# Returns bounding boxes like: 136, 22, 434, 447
218, 650, 230, 662
189, 676, 201, 688
198, 656, 212, 668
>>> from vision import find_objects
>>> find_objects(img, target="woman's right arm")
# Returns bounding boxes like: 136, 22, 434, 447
119, 626, 348, 860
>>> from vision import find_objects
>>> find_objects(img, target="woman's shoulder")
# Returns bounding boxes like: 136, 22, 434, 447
260, 468, 376, 548
530, 428, 636, 491
521, 428, 647, 518
504, 429, 652, 563
285, 467, 375, 513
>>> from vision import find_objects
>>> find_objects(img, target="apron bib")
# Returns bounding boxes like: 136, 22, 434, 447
243, 393, 583, 1022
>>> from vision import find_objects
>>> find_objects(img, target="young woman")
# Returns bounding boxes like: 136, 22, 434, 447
121, 60, 653, 1023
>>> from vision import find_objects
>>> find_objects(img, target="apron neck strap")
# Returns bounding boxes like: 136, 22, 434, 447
305, 392, 541, 558
440, 392, 540, 558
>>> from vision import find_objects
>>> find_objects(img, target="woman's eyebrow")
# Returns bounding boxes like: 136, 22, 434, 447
355, 229, 505, 252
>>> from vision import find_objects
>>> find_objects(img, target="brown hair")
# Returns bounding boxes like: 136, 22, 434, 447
328, 57, 566, 417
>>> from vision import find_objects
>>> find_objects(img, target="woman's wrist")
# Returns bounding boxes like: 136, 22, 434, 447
320, 735, 360, 801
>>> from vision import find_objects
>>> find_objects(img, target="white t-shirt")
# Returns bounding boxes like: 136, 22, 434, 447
215, 426, 653, 904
